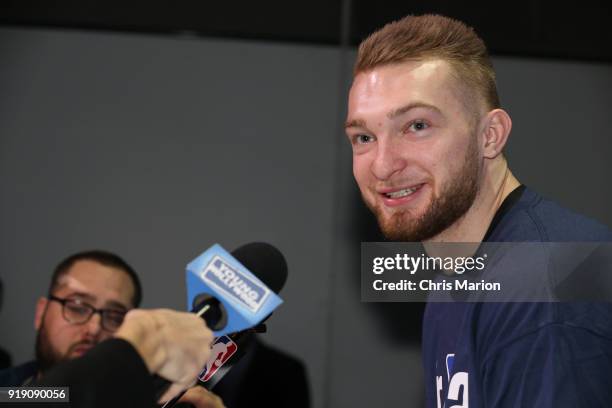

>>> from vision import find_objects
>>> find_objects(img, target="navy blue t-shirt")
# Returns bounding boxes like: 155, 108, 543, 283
423, 186, 612, 407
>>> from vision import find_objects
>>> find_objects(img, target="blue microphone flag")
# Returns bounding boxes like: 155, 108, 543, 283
186, 243, 283, 336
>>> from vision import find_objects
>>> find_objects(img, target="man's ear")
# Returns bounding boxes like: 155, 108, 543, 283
34, 297, 49, 330
481, 109, 512, 159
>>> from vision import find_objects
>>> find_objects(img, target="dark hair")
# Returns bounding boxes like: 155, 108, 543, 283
49, 250, 142, 307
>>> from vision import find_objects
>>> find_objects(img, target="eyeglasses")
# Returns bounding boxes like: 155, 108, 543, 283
48, 295, 127, 332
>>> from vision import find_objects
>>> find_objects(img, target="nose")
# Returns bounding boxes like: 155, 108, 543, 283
84, 311, 104, 337
370, 137, 407, 180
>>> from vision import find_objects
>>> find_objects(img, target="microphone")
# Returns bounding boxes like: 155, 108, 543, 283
186, 243, 284, 336
190, 242, 287, 330
156, 242, 288, 405
230, 242, 288, 293
195, 242, 288, 390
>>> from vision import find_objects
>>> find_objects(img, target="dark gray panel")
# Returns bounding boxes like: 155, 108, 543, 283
2, 1, 612, 60
0, 0, 342, 44
351, 0, 612, 61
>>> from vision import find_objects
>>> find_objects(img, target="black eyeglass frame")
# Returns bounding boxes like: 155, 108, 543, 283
47, 295, 127, 332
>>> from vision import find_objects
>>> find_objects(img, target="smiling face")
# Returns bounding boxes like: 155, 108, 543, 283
34, 260, 135, 373
346, 59, 485, 241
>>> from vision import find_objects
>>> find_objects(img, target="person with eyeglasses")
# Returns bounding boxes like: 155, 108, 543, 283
45, 294, 128, 332
0, 250, 140, 386
0, 250, 225, 408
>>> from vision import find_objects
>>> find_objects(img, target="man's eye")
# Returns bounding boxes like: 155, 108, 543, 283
407, 120, 429, 132
66, 303, 90, 316
104, 311, 126, 325
354, 134, 374, 144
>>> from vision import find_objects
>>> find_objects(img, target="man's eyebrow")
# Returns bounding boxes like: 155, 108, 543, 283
62, 292, 129, 310
63, 291, 96, 302
387, 102, 441, 119
345, 102, 441, 129
344, 118, 366, 129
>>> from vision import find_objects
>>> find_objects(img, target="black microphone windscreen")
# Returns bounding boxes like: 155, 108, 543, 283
231, 242, 288, 294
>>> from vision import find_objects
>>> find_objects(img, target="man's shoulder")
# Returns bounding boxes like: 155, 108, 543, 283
489, 187, 612, 242
0, 360, 38, 387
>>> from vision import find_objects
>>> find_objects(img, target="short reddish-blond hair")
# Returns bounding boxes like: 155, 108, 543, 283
354, 14, 500, 111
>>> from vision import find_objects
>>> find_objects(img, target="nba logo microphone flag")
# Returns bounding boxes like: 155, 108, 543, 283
186, 243, 283, 336
198, 336, 238, 383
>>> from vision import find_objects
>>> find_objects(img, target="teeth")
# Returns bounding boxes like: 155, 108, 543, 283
386, 187, 417, 198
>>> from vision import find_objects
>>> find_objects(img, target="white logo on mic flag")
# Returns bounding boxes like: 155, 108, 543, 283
198, 336, 238, 382
201, 255, 270, 312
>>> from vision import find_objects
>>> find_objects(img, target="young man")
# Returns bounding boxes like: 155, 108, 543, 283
0, 250, 223, 407
345, 14, 612, 407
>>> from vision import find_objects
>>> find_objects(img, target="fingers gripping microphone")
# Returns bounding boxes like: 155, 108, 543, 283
156, 242, 287, 404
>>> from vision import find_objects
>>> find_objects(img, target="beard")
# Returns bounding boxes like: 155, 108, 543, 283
35, 324, 65, 374
366, 136, 481, 242
35, 321, 94, 375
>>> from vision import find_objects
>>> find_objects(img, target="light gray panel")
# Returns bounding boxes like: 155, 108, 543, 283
495, 56, 612, 226
0, 27, 341, 408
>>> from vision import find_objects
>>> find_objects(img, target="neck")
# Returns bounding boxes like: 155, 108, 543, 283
426, 156, 520, 244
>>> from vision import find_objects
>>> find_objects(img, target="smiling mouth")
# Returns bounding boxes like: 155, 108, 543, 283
382, 184, 424, 199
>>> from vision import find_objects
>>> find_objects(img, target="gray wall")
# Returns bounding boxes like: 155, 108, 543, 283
0, 27, 610, 408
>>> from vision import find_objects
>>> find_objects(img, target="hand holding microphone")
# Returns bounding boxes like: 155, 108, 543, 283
33, 242, 285, 408
33, 307, 215, 407
159, 242, 288, 407
153, 242, 287, 406
114, 308, 214, 400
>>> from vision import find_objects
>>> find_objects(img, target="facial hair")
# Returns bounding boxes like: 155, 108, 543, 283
368, 134, 481, 242
35, 319, 95, 375
35, 323, 64, 375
